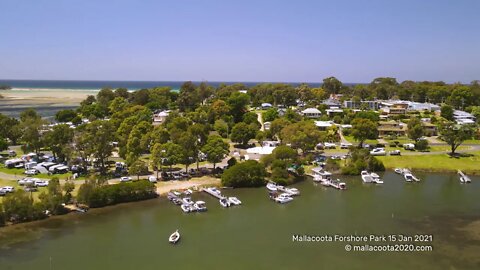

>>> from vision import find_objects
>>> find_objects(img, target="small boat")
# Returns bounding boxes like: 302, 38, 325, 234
276, 185, 286, 192
361, 171, 373, 183
172, 191, 182, 196
194, 201, 207, 211
274, 193, 293, 204
458, 170, 471, 183
321, 179, 331, 187
180, 204, 193, 213
268, 191, 279, 200
167, 192, 177, 201
228, 197, 242, 205
394, 168, 403, 174
371, 173, 384, 184
172, 198, 183, 205
219, 197, 231, 208
182, 197, 194, 205
266, 182, 278, 192
331, 179, 347, 190
184, 189, 193, 195
404, 173, 419, 182
169, 230, 180, 244
285, 187, 300, 196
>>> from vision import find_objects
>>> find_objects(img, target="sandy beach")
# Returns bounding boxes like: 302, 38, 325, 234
0, 88, 95, 106
155, 176, 221, 195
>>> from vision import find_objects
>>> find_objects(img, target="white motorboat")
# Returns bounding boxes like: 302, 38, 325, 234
228, 197, 242, 205
331, 179, 347, 190
321, 179, 331, 186
169, 230, 180, 244
172, 198, 183, 205
404, 173, 419, 182
276, 185, 286, 192
182, 197, 194, 205
394, 168, 403, 174
219, 197, 231, 208
312, 169, 332, 182
285, 187, 300, 196
180, 204, 193, 213
371, 173, 384, 184
194, 201, 207, 211
266, 182, 278, 192
173, 191, 182, 196
274, 193, 293, 204
361, 171, 373, 183
184, 189, 193, 195
458, 170, 471, 183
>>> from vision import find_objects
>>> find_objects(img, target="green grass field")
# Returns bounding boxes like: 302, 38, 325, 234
377, 151, 480, 173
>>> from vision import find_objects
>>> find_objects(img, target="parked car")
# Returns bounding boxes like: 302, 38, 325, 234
24, 169, 38, 176
403, 143, 415, 150
340, 143, 353, 149
148, 176, 158, 183
370, 148, 386, 156
1, 186, 15, 193
120, 176, 132, 182
389, 150, 401, 156
0, 190, 5, 196
34, 180, 49, 187
18, 177, 34, 186
324, 143, 337, 149
24, 186, 38, 192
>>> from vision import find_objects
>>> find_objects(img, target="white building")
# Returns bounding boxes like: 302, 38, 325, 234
153, 110, 170, 124
301, 108, 322, 118
314, 120, 334, 130
454, 110, 476, 125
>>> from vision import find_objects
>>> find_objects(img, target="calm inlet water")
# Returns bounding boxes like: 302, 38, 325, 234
1, 172, 480, 269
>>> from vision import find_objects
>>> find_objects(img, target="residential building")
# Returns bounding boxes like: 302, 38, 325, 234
301, 108, 322, 118
153, 110, 170, 125
377, 120, 407, 137
454, 110, 476, 125
314, 120, 334, 131
343, 100, 380, 110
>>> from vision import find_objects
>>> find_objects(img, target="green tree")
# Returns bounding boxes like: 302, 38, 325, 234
78, 120, 115, 175
351, 118, 378, 147
202, 135, 229, 169
38, 177, 67, 215
2, 190, 45, 223
230, 122, 257, 145
262, 108, 279, 122
129, 159, 148, 181
439, 122, 474, 155
221, 160, 266, 187
407, 117, 424, 141
55, 109, 78, 123
43, 124, 74, 161
280, 121, 322, 154
441, 105, 454, 121
322, 77, 343, 95
227, 92, 250, 122
214, 119, 229, 138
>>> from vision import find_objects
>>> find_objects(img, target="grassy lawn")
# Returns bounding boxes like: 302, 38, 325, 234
377, 151, 480, 173
323, 148, 349, 154
343, 135, 378, 145
382, 137, 413, 145
463, 140, 480, 145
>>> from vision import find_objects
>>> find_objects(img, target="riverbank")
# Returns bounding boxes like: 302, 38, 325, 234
377, 151, 480, 174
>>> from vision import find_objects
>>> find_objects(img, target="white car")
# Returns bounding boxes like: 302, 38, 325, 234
370, 148, 386, 156
18, 178, 34, 186
324, 142, 337, 149
148, 176, 158, 183
34, 180, 49, 187
1, 186, 15, 193
24, 169, 38, 176
340, 143, 353, 149
120, 176, 132, 182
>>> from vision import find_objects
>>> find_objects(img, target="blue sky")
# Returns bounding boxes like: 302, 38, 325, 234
0, 0, 479, 83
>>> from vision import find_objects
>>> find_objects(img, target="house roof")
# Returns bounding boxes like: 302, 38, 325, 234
302, 108, 321, 114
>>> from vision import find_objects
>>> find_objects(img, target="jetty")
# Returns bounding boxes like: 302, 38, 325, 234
458, 170, 472, 183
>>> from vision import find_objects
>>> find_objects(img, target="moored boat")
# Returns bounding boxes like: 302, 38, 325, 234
274, 193, 293, 204
394, 168, 403, 174
169, 230, 180, 244
458, 170, 471, 183
285, 187, 300, 196
371, 173, 384, 184
194, 201, 207, 211
219, 197, 231, 207
228, 197, 242, 205
181, 204, 193, 213
266, 182, 278, 192
361, 171, 373, 183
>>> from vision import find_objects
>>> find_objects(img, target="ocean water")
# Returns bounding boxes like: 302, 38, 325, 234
0, 79, 326, 91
